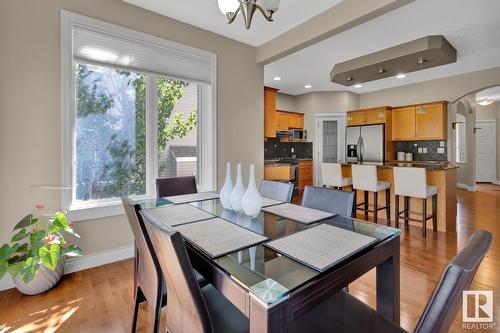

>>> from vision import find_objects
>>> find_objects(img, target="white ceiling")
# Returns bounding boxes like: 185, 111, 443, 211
122, 0, 343, 47
265, 0, 500, 95
476, 86, 500, 102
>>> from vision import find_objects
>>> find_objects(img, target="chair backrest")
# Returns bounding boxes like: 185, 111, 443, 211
156, 176, 197, 198
260, 180, 294, 203
414, 230, 493, 333
351, 164, 378, 192
141, 210, 213, 333
321, 163, 343, 187
393, 167, 428, 198
301, 186, 355, 217
121, 197, 163, 311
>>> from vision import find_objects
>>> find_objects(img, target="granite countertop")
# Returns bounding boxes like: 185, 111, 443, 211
339, 161, 459, 171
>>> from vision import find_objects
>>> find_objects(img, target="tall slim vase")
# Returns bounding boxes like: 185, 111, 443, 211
242, 164, 263, 217
230, 163, 246, 212
220, 162, 234, 210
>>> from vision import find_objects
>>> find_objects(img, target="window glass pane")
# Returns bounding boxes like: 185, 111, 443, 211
75, 63, 146, 201
322, 120, 338, 163
157, 78, 199, 183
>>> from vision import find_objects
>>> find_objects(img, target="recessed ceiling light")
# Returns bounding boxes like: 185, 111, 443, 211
305, 84, 312, 89
396, 73, 406, 79
354, 84, 362, 88
273, 76, 281, 81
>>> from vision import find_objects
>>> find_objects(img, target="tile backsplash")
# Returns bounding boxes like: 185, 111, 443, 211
264, 139, 313, 159
395, 140, 448, 161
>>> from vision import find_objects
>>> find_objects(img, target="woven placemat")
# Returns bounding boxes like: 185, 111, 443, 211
262, 203, 335, 224
164, 191, 220, 204
175, 218, 269, 258
265, 224, 377, 272
144, 204, 214, 227
262, 197, 284, 208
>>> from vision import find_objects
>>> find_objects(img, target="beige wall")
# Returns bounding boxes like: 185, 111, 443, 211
359, 67, 500, 108
296, 91, 360, 145
276, 93, 297, 112
0, 1, 263, 257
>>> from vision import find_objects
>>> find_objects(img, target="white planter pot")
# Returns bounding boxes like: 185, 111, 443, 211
14, 259, 64, 295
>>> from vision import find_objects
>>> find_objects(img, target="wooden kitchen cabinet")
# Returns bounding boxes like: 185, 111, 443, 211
264, 165, 292, 181
392, 102, 448, 141
276, 111, 289, 130
264, 87, 279, 138
289, 113, 304, 129
365, 108, 387, 124
392, 106, 416, 141
346, 111, 366, 126
298, 160, 313, 194
416, 103, 448, 140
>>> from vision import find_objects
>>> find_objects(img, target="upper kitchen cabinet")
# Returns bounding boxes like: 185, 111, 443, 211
264, 87, 279, 138
286, 111, 304, 129
346, 110, 366, 126
392, 106, 416, 141
346, 107, 391, 126
392, 102, 448, 141
416, 102, 448, 140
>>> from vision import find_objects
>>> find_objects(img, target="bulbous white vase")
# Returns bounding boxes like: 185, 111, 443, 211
220, 162, 234, 210
242, 164, 263, 217
230, 163, 246, 212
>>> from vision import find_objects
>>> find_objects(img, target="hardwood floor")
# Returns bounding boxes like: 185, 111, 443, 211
0, 185, 498, 333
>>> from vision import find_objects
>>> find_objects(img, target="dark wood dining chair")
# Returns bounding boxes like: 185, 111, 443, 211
156, 176, 197, 198
289, 229, 493, 333
122, 197, 165, 333
301, 185, 355, 217
140, 210, 249, 333
259, 180, 294, 203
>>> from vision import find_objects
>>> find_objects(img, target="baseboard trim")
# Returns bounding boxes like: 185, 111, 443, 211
0, 244, 134, 292
493, 179, 500, 185
457, 183, 476, 192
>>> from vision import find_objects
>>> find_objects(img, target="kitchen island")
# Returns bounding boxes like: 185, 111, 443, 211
340, 161, 458, 232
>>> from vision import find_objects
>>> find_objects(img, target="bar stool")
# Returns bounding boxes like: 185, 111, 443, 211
393, 167, 437, 237
320, 163, 353, 190
351, 165, 391, 224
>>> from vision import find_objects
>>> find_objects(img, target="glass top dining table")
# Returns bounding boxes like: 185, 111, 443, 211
137, 197, 400, 309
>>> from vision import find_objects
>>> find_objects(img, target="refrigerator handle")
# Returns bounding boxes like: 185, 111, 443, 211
359, 136, 364, 162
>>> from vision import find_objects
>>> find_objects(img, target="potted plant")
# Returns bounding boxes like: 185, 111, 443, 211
0, 206, 82, 295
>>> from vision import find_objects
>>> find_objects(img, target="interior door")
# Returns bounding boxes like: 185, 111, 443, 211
316, 115, 345, 186
476, 122, 497, 182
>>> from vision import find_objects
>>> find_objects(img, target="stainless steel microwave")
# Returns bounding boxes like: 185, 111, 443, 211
290, 129, 307, 141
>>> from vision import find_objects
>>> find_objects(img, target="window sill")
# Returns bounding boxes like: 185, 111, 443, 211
66, 203, 125, 222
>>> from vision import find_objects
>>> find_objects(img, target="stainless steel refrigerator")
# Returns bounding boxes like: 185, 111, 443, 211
346, 124, 385, 162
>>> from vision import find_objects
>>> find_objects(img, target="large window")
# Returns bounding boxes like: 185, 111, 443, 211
62, 11, 216, 218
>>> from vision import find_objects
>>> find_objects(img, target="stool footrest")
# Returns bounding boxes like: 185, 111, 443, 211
397, 209, 434, 221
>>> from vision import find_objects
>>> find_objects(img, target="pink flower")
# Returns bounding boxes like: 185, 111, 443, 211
35, 204, 45, 209
42, 234, 57, 244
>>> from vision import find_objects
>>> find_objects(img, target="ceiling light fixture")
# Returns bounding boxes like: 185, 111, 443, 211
477, 98, 494, 106
396, 73, 406, 79
354, 84, 362, 88
305, 84, 312, 89
273, 76, 281, 81
218, 0, 280, 30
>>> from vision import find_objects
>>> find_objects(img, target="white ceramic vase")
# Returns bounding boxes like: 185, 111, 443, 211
220, 162, 234, 210
230, 163, 246, 212
242, 164, 263, 217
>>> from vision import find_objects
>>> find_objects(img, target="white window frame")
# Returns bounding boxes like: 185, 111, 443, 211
61, 10, 217, 221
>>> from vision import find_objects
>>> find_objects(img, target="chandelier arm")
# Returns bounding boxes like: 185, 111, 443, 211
226, 6, 241, 24
255, 4, 274, 22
